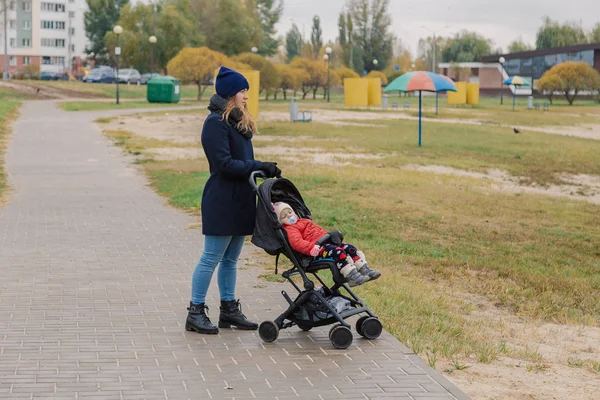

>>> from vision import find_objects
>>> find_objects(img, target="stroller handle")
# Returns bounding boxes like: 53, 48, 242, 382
250, 170, 282, 191
249, 170, 267, 190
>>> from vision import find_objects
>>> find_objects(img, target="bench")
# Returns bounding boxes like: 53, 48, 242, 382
543, 102, 550, 111
403, 101, 410, 110
392, 102, 399, 110
534, 102, 541, 110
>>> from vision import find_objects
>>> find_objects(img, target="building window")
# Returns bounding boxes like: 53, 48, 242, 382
22, 20, 31, 30
57, 21, 65, 29
23, 1, 31, 11
69, 11, 75, 18
56, 4, 65, 12
71, 44, 75, 52
22, 38, 31, 47
10, 38, 16, 47
9, 56, 16, 67
23, 57, 31, 65
9, 1, 15, 11
9, 20, 16, 29
70, 27, 75, 35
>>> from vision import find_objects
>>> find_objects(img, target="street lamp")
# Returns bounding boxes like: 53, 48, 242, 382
421, 25, 449, 73
113, 25, 123, 105
373, 59, 378, 69
325, 46, 332, 103
149, 36, 157, 75
251, 46, 258, 54
499, 56, 506, 105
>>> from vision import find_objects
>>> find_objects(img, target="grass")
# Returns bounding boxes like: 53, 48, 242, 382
60, 100, 202, 111
99, 99, 600, 367
9, 80, 200, 100
0, 87, 28, 201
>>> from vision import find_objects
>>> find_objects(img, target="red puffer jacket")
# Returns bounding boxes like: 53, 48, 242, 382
283, 218, 328, 255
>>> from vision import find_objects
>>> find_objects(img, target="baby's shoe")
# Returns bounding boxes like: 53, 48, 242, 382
358, 264, 381, 280
345, 268, 370, 287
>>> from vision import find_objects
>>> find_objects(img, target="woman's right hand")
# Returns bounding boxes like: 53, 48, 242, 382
262, 162, 282, 178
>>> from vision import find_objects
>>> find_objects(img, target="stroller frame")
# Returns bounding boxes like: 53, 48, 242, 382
250, 171, 383, 349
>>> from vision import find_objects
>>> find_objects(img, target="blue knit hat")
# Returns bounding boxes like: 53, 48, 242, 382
215, 66, 249, 99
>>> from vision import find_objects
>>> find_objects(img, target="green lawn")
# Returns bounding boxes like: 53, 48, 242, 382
101, 105, 600, 367
60, 100, 204, 111
0, 87, 28, 200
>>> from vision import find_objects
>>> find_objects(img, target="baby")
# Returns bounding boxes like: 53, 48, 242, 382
273, 202, 381, 287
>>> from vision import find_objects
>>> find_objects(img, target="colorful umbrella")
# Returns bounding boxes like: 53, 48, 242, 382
503, 76, 531, 111
384, 71, 457, 147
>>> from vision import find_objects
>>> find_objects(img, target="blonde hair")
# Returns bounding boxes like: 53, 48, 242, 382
222, 100, 258, 135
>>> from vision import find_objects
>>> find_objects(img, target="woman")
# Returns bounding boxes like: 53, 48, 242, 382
186, 66, 281, 334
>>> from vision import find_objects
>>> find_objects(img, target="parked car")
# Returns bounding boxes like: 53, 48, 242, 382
140, 72, 162, 85
40, 71, 69, 81
82, 66, 115, 83
117, 68, 141, 84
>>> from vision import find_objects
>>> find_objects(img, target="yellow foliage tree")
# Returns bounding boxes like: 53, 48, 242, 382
539, 61, 600, 105
334, 66, 360, 83
275, 65, 309, 100
536, 73, 563, 104
289, 57, 327, 99
233, 53, 280, 100
366, 70, 388, 85
167, 47, 225, 100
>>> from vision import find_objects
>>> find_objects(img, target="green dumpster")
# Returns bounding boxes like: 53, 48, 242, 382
147, 75, 181, 103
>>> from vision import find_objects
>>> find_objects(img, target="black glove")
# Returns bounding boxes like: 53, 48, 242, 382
262, 162, 281, 178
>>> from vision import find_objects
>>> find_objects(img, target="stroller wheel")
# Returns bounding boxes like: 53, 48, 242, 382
329, 325, 353, 349
259, 321, 279, 343
355, 316, 369, 336
360, 317, 383, 340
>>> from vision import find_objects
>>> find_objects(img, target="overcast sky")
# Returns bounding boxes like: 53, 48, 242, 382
276, 0, 599, 55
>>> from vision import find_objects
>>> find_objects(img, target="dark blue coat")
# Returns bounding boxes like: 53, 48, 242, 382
201, 111, 263, 236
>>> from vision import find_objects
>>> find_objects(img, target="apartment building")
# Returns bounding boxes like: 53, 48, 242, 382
0, 0, 89, 76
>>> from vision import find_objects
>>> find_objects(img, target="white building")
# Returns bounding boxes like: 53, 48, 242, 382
0, 0, 89, 76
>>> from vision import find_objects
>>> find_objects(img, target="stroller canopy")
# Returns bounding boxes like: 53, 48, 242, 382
252, 177, 311, 255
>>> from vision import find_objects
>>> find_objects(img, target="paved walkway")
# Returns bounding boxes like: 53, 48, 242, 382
0, 101, 470, 400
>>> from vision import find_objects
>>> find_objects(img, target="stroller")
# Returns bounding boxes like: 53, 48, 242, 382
250, 171, 383, 349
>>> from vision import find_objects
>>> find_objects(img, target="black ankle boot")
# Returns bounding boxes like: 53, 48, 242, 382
185, 303, 218, 334
219, 300, 258, 330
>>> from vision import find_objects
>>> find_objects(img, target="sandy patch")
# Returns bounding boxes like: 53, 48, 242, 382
403, 165, 600, 204
440, 292, 600, 400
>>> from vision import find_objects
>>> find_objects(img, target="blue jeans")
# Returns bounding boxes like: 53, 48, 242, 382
191, 235, 246, 304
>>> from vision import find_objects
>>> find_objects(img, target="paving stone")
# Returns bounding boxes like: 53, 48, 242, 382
0, 101, 470, 400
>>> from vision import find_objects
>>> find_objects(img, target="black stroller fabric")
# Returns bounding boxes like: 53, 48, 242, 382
251, 177, 311, 256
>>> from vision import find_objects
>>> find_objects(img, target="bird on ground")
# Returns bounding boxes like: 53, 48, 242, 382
513, 128, 520, 134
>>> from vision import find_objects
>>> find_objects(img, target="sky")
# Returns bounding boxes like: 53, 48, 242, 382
276, 0, 600, 56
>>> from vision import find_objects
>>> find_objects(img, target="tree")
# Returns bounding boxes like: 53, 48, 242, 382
285, 24, 303, 62
276, 65, 308, 99
507, 37, 534, 53
85, 0, 130, 64
335, 66, 360, 82
105, 2, 196, 73
536, 72, 563, 104
311, 16, 323, 60
590, 24, 600, 43
535, 17, 588, 49
537, 61, 600, 105
290, 58, 327, 99
344, 0, 394, 73
166, 47, 247, 100
442, 30, 493, 62
209, 0, 264, 56
366, 70, 387, 84
233, 53, 280, 99
256, 0, 283, 56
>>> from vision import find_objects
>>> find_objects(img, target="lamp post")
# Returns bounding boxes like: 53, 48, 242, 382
149, 36, 157, 75
373, 58, 378, 69
113, 25, 122, 105
499, 56, 505, 105
421, 25, 449, 73
325, 46, 332, 102
251, 46, 258, 54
